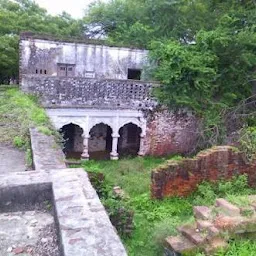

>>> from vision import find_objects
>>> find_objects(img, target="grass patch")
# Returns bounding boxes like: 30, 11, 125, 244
0, 86, 56, 165
78, 158, 256, 256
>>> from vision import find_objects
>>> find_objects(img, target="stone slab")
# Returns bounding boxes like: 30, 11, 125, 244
216, 199, 241, 217
0, 144, 26, 173
165, 235, 197, 254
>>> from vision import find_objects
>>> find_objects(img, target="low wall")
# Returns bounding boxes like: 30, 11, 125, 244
145, 110, 198, 156
28, 128, 127, 255
22, 75, 156, 109
151, 146, 256, 199
30, 128, 66, 170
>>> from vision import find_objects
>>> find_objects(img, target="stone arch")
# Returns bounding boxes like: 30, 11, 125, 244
59, 123, 84, 159
89, 123, 113, 160
118, 122, 142, 157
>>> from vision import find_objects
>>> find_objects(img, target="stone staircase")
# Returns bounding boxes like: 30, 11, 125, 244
165, 196, 256, 255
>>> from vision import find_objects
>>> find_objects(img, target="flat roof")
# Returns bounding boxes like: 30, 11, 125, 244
20, 31, 147, 50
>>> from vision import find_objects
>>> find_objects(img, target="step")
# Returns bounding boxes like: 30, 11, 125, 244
178, 224, 207, 245
196, 220, 213, 231
214, 215, 243, 231
215, 199, 241, 217
204, 237, 229, 255
165, 235, 197, 254
194, 206, 212, 220
196, 220, 220, 240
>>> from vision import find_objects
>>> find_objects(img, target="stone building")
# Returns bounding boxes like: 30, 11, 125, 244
20, 32, 198, 160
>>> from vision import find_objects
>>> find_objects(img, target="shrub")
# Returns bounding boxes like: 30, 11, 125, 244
88, 171, 134, 237
239, 126, 256, 162
13, 136, 26, 148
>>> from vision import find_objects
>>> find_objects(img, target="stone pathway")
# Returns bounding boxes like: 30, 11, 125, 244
165, 196, 256, 255
0, 144, 26, 173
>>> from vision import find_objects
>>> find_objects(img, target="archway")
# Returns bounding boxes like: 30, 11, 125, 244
118, 123, 142, 157
59, 123, 83, 159
89, 123, 113, 160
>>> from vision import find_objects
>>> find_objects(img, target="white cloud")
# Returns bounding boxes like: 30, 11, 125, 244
34, 0, 97, 18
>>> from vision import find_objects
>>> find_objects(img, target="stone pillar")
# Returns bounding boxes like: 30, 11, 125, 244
81, 135, 90, 160
110, 135, 119, 160
138, 135, 146, 157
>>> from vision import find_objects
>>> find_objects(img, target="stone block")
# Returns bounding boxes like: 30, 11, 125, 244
165, 236, 197, 254
215, 199, 241, 217
204, 237, 228, 255
178, 224, 207, 245
194, 206, 212, 220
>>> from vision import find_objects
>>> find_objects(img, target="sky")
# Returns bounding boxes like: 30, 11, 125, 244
34, 0, 98, 19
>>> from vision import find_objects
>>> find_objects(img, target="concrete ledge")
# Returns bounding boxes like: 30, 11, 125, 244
0, 169, 127, 256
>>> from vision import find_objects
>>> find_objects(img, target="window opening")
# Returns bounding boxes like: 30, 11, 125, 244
128, 69, 141, 80
57, 64, 75, 77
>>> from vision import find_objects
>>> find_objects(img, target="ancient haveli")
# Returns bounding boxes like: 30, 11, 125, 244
19, 32, 198, 160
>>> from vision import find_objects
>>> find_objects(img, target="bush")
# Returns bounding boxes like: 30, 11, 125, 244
13, 136, 26, 148
88, 171, 134, 237
239, 126, 256, 162
193, 175, 253, 206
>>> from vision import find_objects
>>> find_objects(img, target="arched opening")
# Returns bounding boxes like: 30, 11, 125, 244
118, 123, 142, 157
89, 123, 113, 160
59, 123, 83, 159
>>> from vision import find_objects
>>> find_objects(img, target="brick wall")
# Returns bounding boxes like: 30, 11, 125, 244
151, 146, 256, 199
145, 109, 198, 156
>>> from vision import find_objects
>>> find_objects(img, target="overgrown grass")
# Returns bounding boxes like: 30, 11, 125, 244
0, 86, 55, 164
80, 158, 256, 256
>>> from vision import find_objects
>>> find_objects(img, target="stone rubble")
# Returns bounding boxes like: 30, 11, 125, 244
165, 196, 256, 255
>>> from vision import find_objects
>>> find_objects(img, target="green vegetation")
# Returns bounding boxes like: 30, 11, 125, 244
79, 158, 256, 256
0, 86, 54, 161
0, 0, 84, 83
85, 0, 256, 148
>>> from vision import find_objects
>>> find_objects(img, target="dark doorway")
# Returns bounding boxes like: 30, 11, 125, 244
128, 69, 142, 80
59, 123, 83, 159
89, 123, 113, 160
118, 123, 141, 157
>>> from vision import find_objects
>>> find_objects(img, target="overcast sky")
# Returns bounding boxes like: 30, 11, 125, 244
34, 0, 98, 18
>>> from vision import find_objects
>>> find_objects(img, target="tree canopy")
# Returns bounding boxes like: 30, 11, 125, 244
84, 0, 256, 146
85, 0, 256, 109
0, 0, 84, 83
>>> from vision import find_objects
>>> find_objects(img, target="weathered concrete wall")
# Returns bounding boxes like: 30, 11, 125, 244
20, 36, 148, 80
89, 124, 109, 152
28, 128, 127, 255
22, 75, 155, 109
151, 146, 256, 199
0, 169, 127, 256
144, 110, 198, 156
73, 125, 83, 152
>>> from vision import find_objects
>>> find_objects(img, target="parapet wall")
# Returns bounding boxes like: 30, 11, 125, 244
151, 146, 256, 199
22, 75, 156, 109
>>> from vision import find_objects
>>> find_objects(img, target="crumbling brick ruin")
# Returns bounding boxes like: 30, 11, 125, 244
151, 146, 256, 199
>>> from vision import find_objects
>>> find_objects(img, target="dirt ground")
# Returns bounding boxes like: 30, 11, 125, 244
0, 211, 59, 256
0, 144, 26, 173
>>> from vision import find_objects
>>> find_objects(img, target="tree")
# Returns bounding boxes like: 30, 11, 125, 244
0, 0, 84, 83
